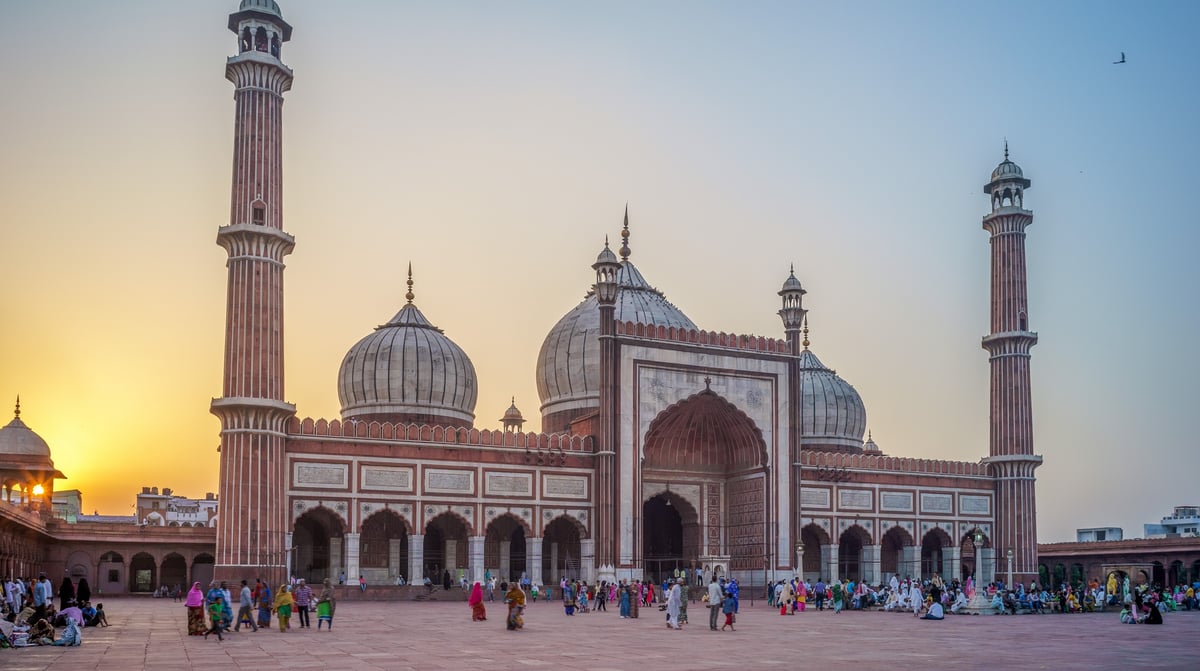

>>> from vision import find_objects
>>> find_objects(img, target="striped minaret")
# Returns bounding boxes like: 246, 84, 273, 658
981, 143, 1042, 586
211, 0, 296, 586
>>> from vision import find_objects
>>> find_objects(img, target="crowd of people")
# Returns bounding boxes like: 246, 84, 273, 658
185, 576, 337, 642
1, 574, 107, 648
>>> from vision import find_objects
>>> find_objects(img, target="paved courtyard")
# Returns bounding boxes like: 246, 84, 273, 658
3, 597, 1197, 670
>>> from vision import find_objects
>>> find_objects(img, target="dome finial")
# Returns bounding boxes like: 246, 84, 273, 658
1004, 137, 1009, 160
405, 263, 415, 304
619, 203, 631, 261
802, 315, 810, 350
13, 395, 19, 419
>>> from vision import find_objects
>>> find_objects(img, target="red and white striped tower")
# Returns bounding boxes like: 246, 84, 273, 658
211, 0, 296, 585
981, 143, 1042, 586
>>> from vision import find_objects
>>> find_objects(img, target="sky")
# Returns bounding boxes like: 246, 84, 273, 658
1, 0, 1197, 542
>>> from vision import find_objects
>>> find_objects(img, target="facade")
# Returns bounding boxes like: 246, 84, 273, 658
1144, 506, 1200, 538
1039, 536, 1200, 589
135, 487, 219, 528
1077, 527, 1124, 542
211, 1, 1044, 591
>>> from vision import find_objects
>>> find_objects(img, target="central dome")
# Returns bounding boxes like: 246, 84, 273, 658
338, 294, 478, 429
537, 260, 696, 431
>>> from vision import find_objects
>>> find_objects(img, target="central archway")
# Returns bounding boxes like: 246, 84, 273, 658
294, 507, 346, 584
641, 388, 768, 575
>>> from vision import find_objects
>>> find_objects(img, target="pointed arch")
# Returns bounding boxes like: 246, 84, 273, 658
642, 389, 768, 472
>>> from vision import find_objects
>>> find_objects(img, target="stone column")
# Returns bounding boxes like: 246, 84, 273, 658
344, 533, 361, 586
823, 546, 838, 583
499, 540, 511, 581
944, 546, 961, 582
408, 534, 424, 583
329, 537, 343, 584
388, 539, 402, 581
469, 536, 485, 584
284, 531, 294, 581
581, 539, 595, 583
901, 546, 920, 579
445, 540, 458, 576
550, 542, 559, 585
863, 544, 881, 585
529, 537, 544, 586
980, 548, 996, 584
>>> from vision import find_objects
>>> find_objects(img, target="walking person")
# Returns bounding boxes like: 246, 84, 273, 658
814, 578, 827, 611
185, 582, 207, 636
293, 579, 313, 628
316, 578, 336, 630
273, 585, 294, 632
234, 580, 258, 632
255, 581, 273, 629
707, 575, 723, 631
666, 578, 682, 629
58, 576, 74, 611
619, 580, 631, 618
720, 589, 736, 631
204, 594, 226, 641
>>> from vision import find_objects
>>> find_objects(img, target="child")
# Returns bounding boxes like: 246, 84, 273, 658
204, 595, 225, 641
721, 591, 736, 631
1119, 606, 1137, 624
94, 603, 109, 627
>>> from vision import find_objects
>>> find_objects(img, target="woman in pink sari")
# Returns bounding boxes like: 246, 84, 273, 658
185, 582, 206, 635
469, 581, 486, 621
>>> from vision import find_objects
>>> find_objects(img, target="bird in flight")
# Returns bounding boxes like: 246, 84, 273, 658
1113, 52, 1126, 64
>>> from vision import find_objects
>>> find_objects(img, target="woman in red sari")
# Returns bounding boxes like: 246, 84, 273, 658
469, 581, 487, 621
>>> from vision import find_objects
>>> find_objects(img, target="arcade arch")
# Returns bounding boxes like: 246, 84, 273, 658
485, 514, 529, 583
293, 506, 346, 584
838, 525, 871, 581
361, 509, 409, 583
424, 512, 470, 583
542, 515, 583, 585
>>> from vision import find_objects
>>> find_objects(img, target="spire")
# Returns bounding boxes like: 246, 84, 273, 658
13, 395, 19, 419
405, 263, 415, 304
802, 315, 810, 350
619, 204, 631, 261
1004, 138, 1009, 160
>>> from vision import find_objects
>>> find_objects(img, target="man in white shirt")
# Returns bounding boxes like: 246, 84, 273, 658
707, 576, 723, 631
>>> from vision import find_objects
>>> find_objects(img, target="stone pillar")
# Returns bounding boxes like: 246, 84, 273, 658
529, 537, 544, 586
344, 533, 361, 586
469, 536, 485, 584
499, 540, 511, 581
980, 548, 996, 584
902, 546, 920, 579
945, 546, 962, 582
863, 544, 881, 585
329, 537, 343, 584
822, 546, 838, 583
445, 540, 458, 576
409, 534, 424, 583
581, 539, 596, 583
284, 531, 294, 581
550, 542, 559, 585
388, 539, 402, 581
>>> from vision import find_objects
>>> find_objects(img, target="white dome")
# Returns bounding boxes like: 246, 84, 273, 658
338, 302, 478, 427
991, 159, 1024, 182
537, 261, 696, 429
797, 349, 867, 452
0, 414, 50, 457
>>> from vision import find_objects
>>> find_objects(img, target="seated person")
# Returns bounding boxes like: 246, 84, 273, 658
92, 603, 109, 627
16, 604, 37, 626
1119, 606, 1138, 624
1003, 591, 1018, 614
29, 618, 55, 645
990, 592, 1006, 615
921, 600, 945, 620
950, 589, 968, 613
55, 605, 84, 628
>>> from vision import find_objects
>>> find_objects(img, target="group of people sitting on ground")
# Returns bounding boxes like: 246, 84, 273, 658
1, 573, 109, 648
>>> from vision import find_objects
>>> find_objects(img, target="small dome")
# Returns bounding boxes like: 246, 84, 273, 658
780, 270, 805, 294
797, 349, 867, 452
338, 301, 478, 428
990, 159, 1023, 182
0, 410, 51, 458
594, 244, 619, 267
537, 261, 697, 430
863, 431, 881, 453
239, 0, 283, 18
501, 399, 524, 422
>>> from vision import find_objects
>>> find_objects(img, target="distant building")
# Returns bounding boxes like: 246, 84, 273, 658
1076, 527, 1123, 542
1144, 506, 1200, 538
136, 486, 219, 527
52, 489, 83, 523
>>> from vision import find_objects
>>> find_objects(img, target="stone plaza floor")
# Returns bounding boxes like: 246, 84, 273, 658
2, 597, 1197, 670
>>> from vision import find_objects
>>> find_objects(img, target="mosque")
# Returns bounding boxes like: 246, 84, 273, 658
205, 0, 1043, 591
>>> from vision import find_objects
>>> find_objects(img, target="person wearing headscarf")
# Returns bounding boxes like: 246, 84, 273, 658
666, 578, 682, 630
58, 576, 75, 610
468, 581, 487, 621
504, 582, 525, 630
185, 582, 207, 635
256, 581, 273, 628
316, 578, 336, 630
273, 585, 294, 632
76, 578, 91, 605
30, 617, 56, 645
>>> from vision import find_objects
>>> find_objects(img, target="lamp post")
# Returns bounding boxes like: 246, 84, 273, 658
961, 528, 995, 615
1006, 548, 1014, 591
